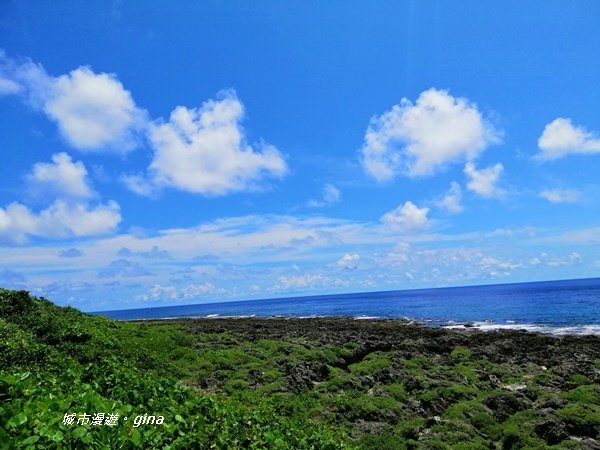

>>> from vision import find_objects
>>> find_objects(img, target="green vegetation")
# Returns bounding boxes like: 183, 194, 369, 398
1, 288, 600, 448
0, 289, 347, 449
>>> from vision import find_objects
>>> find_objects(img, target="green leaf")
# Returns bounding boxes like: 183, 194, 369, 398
20, 435, 39, 445
130, 428, 142, 446
49, 430, 64, 442
72, 427, 87, 439
7, 413, 27, 427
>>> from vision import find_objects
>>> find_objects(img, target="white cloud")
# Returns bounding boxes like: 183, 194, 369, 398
437, 181, 464, 214
307, 183, 341, 207
0, 76, 21, 95
272, 273, 343, 291
127, 91, 287, 196
136, 282, 222, 302
463, 162, 505, 198
44, 67, 145, 151
359, 88, 500, 180
530, 251, 582, 268
0, 203, 37, 244
479, 256, 523, 271
529, 257, 541, 266
377, 243, 528, 282
336, 253, 360, 269
137, 284, 179, 301
26, 152, 94, 199
537, 118, 600, 160
539, 188, 581, 204
0, 152, 121, 244
36, 200, 121, 238
0, 200, 121, 244
181, 283, 221, 298
381, 201, 429, 232
1, 52, 145, 152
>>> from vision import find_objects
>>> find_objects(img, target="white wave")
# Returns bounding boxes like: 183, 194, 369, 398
443, 321, 600, 335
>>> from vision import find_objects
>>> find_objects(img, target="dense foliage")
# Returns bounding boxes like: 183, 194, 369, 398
0, 289, 348, 449
1, 288, 600, 448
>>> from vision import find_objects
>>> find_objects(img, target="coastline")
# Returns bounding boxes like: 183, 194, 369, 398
147, 316, 600, 365
126, 315, 600, 336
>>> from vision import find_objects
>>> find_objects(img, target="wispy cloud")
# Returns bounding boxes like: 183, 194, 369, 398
437, 181, 464, 214
307, 183, 341, 207
539, 188, 581, 204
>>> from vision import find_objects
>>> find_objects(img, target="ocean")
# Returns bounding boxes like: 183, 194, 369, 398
93, 277, 600, 335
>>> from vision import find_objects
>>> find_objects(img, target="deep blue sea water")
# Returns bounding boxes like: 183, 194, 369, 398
93, 278, 600, 334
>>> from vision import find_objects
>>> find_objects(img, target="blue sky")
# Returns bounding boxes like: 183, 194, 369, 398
1, 1, 599, 311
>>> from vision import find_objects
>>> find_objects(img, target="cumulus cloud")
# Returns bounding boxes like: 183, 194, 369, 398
539, 188, 581, 204
437, 181, 464, 214
359, 88, 500, 180
336, 253, 360, 269
124, 91, 287, 196
463, 162, 505, 198
0, 52, 146, 152
307, 183, 341, 207
0, 203, 37, 244
0, 200, 121, 244
181, 283, 221, 298
0, 148, 121, 244
381, 201, 429, 232
35, 200, 120, 238
26, 152, 94, 199
137, 284, 179, 301
537, 118, 600, 160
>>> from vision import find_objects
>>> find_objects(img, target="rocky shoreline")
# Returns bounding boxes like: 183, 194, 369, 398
165, 317, 600, 366
159, 317, 600, 447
